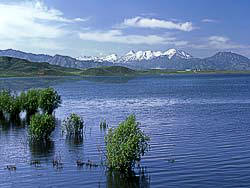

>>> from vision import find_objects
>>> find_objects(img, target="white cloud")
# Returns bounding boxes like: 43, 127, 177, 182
208, 36, 229, 44
0, 0, 88, 51
201, 19, 218, 23
74, 18, 89, 22
79, 30, 188, 46
207, 36, 248, 49
190, 35, 250, 50
120, 17, 194, 31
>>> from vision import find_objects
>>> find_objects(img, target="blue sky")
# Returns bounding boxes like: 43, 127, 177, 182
0, 0, 249, 58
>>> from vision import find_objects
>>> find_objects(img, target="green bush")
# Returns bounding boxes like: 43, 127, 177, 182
0, 90, 22, 119
9, 95, 23, 119
29, 113, 55, 140
105, 115, 150, 172
21, 89, 41, 116
0, 90, 12, 114
62, 113, 84, 137
39, 88, 61, 114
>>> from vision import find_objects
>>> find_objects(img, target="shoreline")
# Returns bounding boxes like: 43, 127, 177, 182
2, 70, 250, 78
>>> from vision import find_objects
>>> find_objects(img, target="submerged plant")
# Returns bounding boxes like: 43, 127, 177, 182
29, 113, 55, 141
100, 119, 108, 130
39, 88, 61, 114
105, 115, 150, 173
62, 113, 84, 137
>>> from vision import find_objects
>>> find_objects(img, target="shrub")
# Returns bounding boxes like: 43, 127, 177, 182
29, 113, 55, 141
21, 89, 41, 116
62, 113, 84, 137
9, 95, 24, 119
39, 88, 61, 114
105, 115, 150, 173
0, 90, 22, 119
0, 90, 12, 115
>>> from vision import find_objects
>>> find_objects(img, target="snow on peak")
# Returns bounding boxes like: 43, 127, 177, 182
164, 49, 192, 59
76, 56, 99, 61
100, 54, 118, 62
77, 49, 193, 63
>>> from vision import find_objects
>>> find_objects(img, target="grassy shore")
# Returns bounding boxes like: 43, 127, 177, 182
79, 66, 250, 77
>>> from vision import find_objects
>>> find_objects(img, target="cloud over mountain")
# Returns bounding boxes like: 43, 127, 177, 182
120, 17, 194, 31
79, 30, 188, 45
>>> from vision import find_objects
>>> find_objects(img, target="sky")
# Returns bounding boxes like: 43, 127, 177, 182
0, 0, 250, 58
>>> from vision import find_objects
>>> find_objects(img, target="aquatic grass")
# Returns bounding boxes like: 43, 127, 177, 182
0, 88, 62, 123
39, 88, 61, 114
62, 113, 84, 137
29, 113, 55, 141
105, 115, 150, 173
21, 89, 41, 116
0, 90, 12, 116
0, 90, 23, 120
100, 119, 108, 130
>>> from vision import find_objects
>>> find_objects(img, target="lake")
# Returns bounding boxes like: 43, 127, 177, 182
1, 74, 250, 188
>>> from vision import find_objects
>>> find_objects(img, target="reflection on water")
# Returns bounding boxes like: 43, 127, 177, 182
29, 140, 55, 159
0, 76, 136, 92
106, 168, 150, 188
83, 76, 135, 84
0, 76, 82, 91
65, 135, 84, 148
0, 116, 25, 132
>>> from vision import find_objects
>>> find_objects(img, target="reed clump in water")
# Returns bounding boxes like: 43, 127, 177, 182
105, 115, 150, 173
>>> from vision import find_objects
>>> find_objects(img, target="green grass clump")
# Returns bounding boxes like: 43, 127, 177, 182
105, 115, 150, 173
62, 113, 84, 137
29, 113, 55, 141
21, 89, 41, 116
0, 90, 23, 119
39, 88, 61, 114
0, 90, 12, 115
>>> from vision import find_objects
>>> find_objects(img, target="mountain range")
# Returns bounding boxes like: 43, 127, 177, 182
0, 49, 250, 71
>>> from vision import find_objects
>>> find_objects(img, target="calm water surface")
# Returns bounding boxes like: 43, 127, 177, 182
0, 74, 250, 188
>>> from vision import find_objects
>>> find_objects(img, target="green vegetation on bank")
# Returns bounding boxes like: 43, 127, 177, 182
0, 56, 80, 77
80, 66, 250, 76
80, 66, 136, 76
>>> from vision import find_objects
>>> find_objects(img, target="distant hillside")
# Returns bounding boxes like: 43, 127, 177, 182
80, 66, 136, 76
0, 56, 80, 77
1, 49, 250, 71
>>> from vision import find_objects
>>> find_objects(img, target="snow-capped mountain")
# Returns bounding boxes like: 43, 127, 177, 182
101, 54, 119, 62
1, 48, 249, 71
77, 49, 193, 63
77, 54, 118, 63
163, 49, 192, 59
120, 49, 192, 62
120, 50, 165, 62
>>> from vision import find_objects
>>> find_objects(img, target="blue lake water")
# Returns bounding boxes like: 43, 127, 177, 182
0, 74, 250, 187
